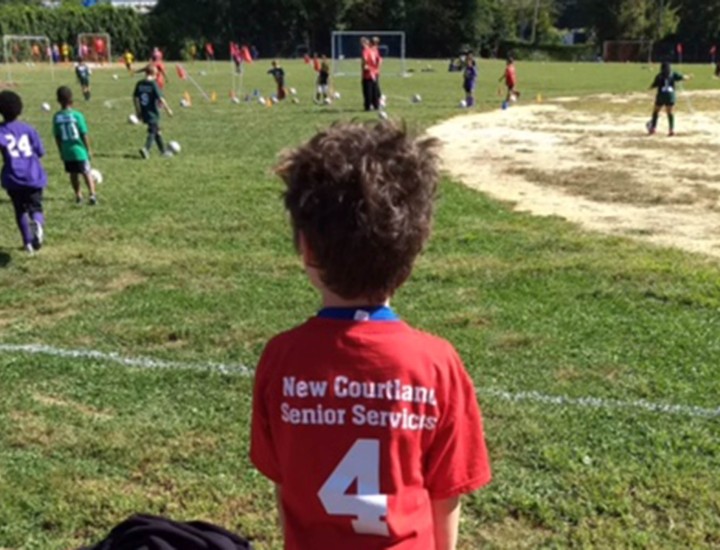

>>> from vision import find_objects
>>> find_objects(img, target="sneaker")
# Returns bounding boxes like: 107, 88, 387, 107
139, 148, 150, 159
75, 196, 84, 205
668, 131, 675, 137
89, 194, 97, 206
162, 150, 174, 158
31, 221, 43, 251
24, 243, 35, 256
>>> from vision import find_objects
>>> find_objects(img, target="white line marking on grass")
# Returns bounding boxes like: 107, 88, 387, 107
480, 389, 720, 419
1, 343, 718, 419
0, 343, 252, 376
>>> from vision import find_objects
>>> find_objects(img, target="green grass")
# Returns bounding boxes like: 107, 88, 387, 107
1, 59, 719, 549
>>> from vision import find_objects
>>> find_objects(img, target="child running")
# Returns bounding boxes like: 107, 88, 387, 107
463, 53, 477, 107
250, 121, 491, 550
268, 60, 286, 100
133, 65, 174, 159
499, 56, 520, 106
53, 86, 97, 205
648, 61, 692, 136
315, 55, 330, 103
0, 90, 48, 255
75, 57, 92, 101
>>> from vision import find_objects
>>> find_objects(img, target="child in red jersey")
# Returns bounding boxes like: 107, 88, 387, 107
499, 56, 520, 106
250, 121, 491, 550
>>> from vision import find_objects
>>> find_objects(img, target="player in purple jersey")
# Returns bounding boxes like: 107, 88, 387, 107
0, 91, 48, 255
463, 53, 478, 107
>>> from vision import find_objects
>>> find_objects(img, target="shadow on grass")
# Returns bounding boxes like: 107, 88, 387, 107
0, 251, 11, 268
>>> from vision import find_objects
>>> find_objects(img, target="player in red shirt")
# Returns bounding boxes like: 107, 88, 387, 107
250, 121, 491, 550
499, 55, 520, 106
361, 37, 376, 111
370, 36, 383, 110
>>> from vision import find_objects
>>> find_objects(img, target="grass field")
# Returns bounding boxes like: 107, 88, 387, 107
1, 58, 719, 549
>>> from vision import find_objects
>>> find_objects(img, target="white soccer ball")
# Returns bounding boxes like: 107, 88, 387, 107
459, 99, 467, 108
257, 96, 266, 105
128, 113, 140, 125
323, 97, 332, 105
168, 140, 181, 154
509, 93, 518, 103
112, 74, 119, 80
412, 94, 422, 103
333, 91, 341, 100
289, 87, 297, 96
271, 96, 279, 104
380, 95, 387, 107
231, 96, 241, 104
200, 70, 207, 76
41, 102, 51, 112
180, 98, 191, 108
90, 168, 103, 184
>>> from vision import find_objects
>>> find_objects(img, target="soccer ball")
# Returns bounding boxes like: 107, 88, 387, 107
231, 96, 241, 104
257, 96, 266, 105
289, 87, 297, 96
112, 74, 119, 80
333, 91, 341, 100
180, 98, 190, 108
509, 93, 518, 103
168, 141, 181, 154
90, 168, 103, 184
271, 96, 279, 104
323, 97, 332, 105
41, 102, 51, 112
412, 94, 422, 103
200, 70, 207, 76
128, 114, 140, 125
459, 99, 467, 108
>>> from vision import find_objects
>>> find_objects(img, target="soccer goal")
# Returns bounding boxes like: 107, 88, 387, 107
331, 31, 406, 76
77, 33, 112, 64
602, 40, 654, 63
2, 35, 54, 83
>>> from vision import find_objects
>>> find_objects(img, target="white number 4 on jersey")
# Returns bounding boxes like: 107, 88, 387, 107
318, 438, 390, 536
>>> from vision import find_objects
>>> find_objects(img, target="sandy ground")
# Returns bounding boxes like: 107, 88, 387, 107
428, 92, 720, 259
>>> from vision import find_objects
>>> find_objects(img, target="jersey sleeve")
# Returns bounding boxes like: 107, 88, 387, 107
32, 128, 45, 158
250, 343, 283, 483
423, 351, 491, 499
76, 112, 88, 135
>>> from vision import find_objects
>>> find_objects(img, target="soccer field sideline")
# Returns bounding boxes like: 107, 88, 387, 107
2, 342, 718, 420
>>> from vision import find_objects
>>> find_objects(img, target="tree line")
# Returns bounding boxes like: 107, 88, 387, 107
0, 0, 719, 60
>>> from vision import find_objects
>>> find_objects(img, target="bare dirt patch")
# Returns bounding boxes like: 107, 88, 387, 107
428, 92, 720, 258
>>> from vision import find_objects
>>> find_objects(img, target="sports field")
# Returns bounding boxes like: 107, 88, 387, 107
1, 59, 719, 549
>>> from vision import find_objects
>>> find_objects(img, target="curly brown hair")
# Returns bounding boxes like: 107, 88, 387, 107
276, 121, 440, 302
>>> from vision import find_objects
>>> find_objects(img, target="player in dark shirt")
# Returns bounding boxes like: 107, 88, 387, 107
647, 62, 692, 136
133, 65, 174, 158
268, 60, 286, 101
75, 59, 92, 101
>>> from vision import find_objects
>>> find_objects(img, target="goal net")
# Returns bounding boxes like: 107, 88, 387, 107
331, 31, 406, 76
2, 35, 54, 83
77, 33, 112, 64
602, 40, 653, 62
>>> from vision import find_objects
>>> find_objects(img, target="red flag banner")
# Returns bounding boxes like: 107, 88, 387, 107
240, 46, 252, 63
711, 45, 717, 55
176, 64, 188, 80
676, 43, 683, 54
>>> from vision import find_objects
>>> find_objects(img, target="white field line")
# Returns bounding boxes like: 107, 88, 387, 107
1, 343, 718, 419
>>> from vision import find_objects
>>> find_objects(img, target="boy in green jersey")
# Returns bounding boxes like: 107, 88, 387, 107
53, 86, 97, 205
75, 58, 91, 101
133, 65, 174, 159
647, 62, 692, 136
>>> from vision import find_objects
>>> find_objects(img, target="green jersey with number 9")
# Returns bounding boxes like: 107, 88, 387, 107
52, 109, 89, 162
134, 80, 163, 123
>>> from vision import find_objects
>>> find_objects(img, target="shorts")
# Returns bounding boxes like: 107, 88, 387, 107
7, 187, 43, 215
64, 160, 91, 174
78, 78, 89, 87
655, 96, 675, 107
463, 82, 475, 93
317, 84, 329, 95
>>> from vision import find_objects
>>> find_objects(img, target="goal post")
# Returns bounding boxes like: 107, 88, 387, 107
77, 33, 112, 64
2, 35, 54, 83
602, 40, 654, 63
331, 31, 406, 76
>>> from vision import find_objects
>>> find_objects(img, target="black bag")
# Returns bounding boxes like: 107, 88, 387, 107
81, 513, 253, 550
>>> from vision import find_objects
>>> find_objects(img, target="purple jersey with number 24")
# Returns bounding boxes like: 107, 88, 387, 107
0, 120, 47, 191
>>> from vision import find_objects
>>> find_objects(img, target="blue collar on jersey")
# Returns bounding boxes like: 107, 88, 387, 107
317, 305, 400, 321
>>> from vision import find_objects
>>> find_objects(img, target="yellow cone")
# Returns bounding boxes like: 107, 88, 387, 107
211, 91, 217, 103
183, 91, 192, 106
536, 93, 543, 103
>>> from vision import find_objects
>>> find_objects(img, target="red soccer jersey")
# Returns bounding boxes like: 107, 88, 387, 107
250, 315, 491, 550
362, 46, 375, 80
505, 65, 516, 87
